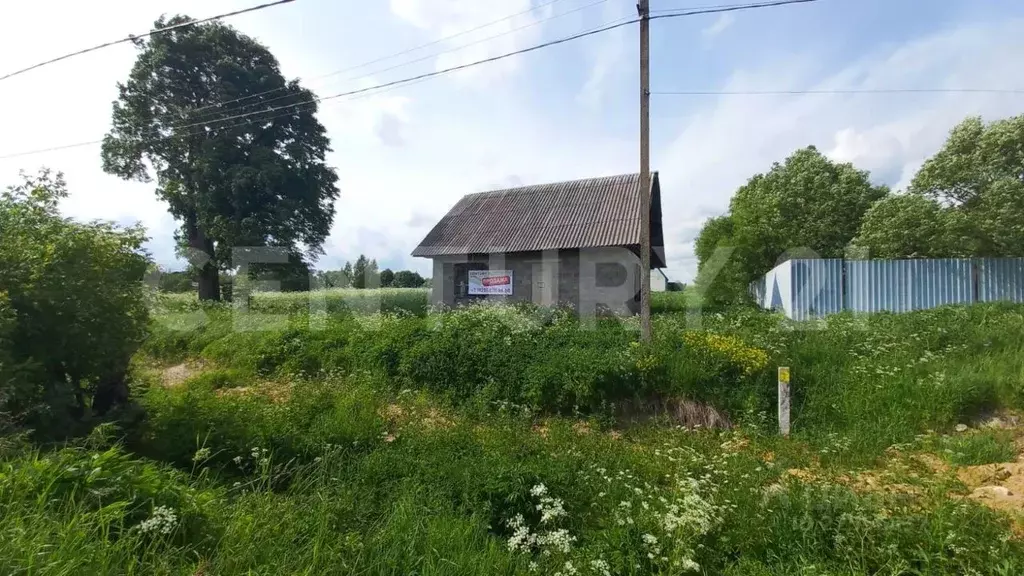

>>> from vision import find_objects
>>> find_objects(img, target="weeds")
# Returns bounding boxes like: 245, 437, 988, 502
6, 301, 1024, 573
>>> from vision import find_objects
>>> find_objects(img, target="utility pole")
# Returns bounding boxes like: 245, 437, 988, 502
638, 0, 652, 342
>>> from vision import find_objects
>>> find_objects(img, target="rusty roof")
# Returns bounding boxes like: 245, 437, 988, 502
411, 172, 666, 267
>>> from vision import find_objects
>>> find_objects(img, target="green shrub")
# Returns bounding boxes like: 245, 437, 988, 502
0, 171, 149, 437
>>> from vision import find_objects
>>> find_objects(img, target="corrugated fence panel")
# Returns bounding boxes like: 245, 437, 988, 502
907, 259, 973, 310
790, 259, 843, 320
978, 258, 1024, 303
752, 258, 1024, 318
846, 259, 973, 314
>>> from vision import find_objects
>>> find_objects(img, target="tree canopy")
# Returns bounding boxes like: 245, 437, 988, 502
695, 147, 887, 305
101, 15, 338, 301
910, 115, 1024, 256
694, 114, 1024, 306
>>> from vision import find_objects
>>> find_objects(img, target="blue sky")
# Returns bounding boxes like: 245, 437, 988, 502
2, 0, 1023, 282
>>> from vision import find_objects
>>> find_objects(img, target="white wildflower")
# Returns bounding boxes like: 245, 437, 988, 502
192, 447, 211, 462
680, 558, 700, 572
590, 559, 611, 576
536, 528, 576, 553
138, 505, 177, 535
538, 496, 565, 523
531, 484, 548, 497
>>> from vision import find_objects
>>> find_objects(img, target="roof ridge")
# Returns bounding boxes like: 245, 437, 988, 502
464, 172, 641, 197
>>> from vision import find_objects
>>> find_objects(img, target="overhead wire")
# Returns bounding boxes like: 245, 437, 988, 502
186, 0, 610, 125
652, 88, 1024, 95
186, 0, 577, 119
0, 0, 834, 160
0, 0, 298, 82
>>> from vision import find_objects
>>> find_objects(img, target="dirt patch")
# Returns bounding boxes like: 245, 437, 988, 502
215, 381, 292, 403
618, 397, 732, 430
958, 462, 1024, 517
381, 403, 455, 430
160, 362, 203, 387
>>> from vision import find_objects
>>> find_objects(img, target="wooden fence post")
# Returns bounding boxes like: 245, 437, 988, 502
778, 366, 791, 437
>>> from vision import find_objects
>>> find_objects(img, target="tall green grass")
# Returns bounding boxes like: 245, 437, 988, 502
156, 287, 430, 316
141, 302, 1024, 460
4, 386, 1022, 575
9, 301, 1024, 573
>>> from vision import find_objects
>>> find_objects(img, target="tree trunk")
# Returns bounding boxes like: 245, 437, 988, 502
186, 213, 220, 301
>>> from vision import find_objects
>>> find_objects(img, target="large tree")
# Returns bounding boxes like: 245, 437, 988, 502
102, 16, 339, 301
694, 147, 886, 303
910, 115, 1024, 256
728, 146, 888, 275
852, 193, 966, 259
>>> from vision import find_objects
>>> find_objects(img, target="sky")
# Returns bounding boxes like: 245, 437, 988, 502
1, 0, 1023, 282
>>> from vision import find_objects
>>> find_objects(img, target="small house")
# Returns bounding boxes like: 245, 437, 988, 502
411, 173, 666, 314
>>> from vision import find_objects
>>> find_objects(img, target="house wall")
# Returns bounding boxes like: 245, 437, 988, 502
429, 247, 643, 314
651, 270, 667, 292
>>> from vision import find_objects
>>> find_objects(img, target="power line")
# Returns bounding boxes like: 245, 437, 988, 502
650, 0, 819, 20
0, 0, 820, 160
143, 0, 825, 133
649, 0, 818, 14
187, 0, 608, 125
652, 88, 1024, 95
186, 0, 576, 119
0, 0, 298, 83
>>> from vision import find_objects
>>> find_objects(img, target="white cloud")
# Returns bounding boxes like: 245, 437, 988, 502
577, 0, 632, 110
389, 0, 552, 84
656, 19, 1024, 281
701, 13, 735, 40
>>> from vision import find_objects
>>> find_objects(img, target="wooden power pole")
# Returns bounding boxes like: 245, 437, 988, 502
638, 0, 652, 342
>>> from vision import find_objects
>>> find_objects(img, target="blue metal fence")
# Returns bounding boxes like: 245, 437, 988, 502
791, 259, 843, 321
751, 257, 1024, 319
978, 258, 1024, 303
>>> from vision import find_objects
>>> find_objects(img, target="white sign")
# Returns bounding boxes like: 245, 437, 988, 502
468, 270, 513, 295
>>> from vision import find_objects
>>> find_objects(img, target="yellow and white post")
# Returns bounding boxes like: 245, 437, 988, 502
778, 366, 791, 437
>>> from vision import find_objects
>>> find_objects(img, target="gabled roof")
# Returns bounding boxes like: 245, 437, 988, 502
411, 172, 666, 267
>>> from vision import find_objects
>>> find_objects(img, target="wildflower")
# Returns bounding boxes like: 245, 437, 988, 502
538, 497, 565, 523
590, 559, 611, 576
536, 529, 575, 553
531, 484, 548, 497
138, 505, 177, 535
232, 455, 243, 465
642, 533, 658, 546
528, 561, 538, 572
192, 447, 211, 462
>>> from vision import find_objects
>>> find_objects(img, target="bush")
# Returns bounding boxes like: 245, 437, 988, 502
0, 171, 149, 437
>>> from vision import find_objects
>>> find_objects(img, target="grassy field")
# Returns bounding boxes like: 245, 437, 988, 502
5, 299, 1024, 574
156, 287, 694, 317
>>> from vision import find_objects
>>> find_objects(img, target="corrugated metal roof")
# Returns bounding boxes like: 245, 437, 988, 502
411, 173, 665, 267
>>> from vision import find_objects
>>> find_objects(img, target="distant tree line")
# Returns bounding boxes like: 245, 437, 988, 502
314, 254, 427, 289
155, 253, 429, 294
694, 114, 1024, 306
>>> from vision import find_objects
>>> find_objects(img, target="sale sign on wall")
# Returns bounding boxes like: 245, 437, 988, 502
468, 270, 513, 295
